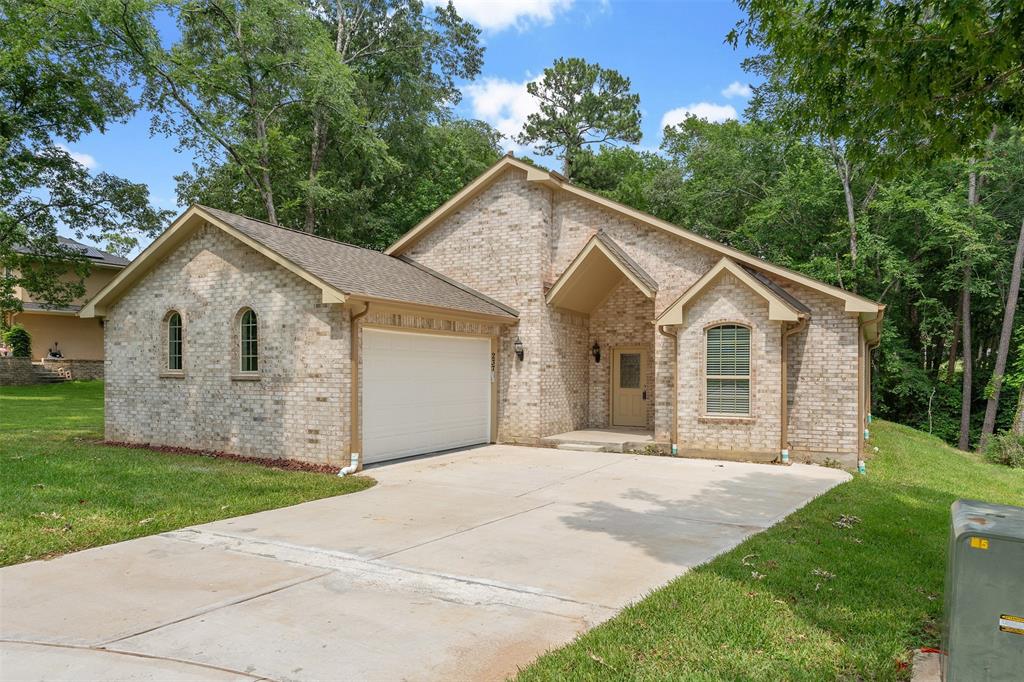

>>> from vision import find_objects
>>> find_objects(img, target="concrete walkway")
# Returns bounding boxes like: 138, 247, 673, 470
1, 446, 849, 681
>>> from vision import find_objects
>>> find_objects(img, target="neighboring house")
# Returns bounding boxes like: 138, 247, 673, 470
81, 155, 884, 469
9, 237, 128, 362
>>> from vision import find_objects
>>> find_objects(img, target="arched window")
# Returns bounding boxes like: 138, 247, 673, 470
705, 324, 750, 415
166, 311, 183, 371
239, 309, 258, 372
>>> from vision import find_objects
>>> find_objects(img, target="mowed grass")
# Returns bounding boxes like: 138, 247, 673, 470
0, 381, 373, 566
517, 421, 1024, 681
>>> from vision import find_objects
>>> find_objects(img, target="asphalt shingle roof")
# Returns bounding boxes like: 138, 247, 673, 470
200, 206, 517, 320
740, 264, 811, 314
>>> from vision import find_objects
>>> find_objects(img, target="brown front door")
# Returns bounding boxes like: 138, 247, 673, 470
612, 347, 647, 427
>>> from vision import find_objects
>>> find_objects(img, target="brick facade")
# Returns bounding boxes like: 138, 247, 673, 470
406, 166, 864, 466
104, 165, 865, 468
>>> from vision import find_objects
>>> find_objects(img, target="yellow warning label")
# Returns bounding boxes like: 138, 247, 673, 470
999, 614, 1024, 635
969, 537, 989, 550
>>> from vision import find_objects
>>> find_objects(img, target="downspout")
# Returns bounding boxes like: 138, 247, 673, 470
856, 314, 878, 473
864, 307, 885, 428
780, 315, 809, 464
339, 302, 370, 477
657, 324, 678, 454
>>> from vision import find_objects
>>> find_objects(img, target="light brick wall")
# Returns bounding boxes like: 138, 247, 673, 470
675, 272, 781, 454
403, 167, 863, 464
104, 224, 352, 465
404, 168, 556, 442
589, 279, 655, 429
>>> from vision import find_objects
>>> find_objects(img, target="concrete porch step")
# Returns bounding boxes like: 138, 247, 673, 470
554, 442, 608, 452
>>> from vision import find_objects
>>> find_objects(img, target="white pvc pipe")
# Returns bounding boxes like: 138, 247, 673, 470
337, 452, 360, 477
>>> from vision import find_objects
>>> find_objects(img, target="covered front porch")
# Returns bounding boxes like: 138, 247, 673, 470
544, 231, 660, 438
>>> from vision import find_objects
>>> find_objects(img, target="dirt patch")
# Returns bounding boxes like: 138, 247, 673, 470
100, 440, 344, 475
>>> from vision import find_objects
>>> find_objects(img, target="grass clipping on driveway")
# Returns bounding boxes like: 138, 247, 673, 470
0, 381, 373, 566
518, 421, 1024, 681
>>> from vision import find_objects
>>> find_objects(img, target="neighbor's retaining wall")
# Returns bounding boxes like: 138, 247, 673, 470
0, 357, 36, 386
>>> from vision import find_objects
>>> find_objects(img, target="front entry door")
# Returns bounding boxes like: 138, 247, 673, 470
612, 347, 647, 427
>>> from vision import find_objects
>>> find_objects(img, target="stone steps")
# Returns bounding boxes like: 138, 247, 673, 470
31, 365, 71, 383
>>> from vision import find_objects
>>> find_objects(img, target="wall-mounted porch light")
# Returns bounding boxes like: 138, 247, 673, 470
591, 341, 601, 363
513, 335, 525, 361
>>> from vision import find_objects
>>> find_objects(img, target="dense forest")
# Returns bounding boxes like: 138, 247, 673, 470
3, 0, 1022, 451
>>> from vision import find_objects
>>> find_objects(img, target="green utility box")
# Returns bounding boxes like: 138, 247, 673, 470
942, 499, 1024, 681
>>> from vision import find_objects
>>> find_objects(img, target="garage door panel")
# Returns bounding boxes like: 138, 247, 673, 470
363, 329, 491, 464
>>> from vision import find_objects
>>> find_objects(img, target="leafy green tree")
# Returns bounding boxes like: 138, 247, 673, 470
1, 0, 169, 316
570, 146, 670, 215
516, 57, 641, 179
730, 0, 1024, 163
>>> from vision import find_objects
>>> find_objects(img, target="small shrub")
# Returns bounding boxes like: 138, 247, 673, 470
984, 431, 1024, 469
3, 325, 31, 357
632, 444, 668, 457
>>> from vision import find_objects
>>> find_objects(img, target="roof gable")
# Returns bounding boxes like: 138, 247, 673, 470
386, 155, 881, 315
546, 232, 657, 313
656, 257, 805, 325
81, 206, 517, 321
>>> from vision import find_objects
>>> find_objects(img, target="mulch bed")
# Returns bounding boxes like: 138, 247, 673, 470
100, 440, 344, 475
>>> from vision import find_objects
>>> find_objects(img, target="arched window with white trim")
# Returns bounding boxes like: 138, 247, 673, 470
165, 311, 183, 371
705, 324, 750, 415
239, 308, 258, 373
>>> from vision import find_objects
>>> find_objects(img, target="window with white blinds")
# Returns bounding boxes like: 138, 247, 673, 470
705, 324, 750, 415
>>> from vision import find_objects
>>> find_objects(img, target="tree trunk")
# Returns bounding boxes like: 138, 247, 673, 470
947, 297, 962, 382
1013, 383, 1024, 436
304, 1, 348, 233
304, 114, 329, 233
959, 265, 973, 450
979, 217, 1024, 447
829, 141, 858, 266
958, 166, 979, 451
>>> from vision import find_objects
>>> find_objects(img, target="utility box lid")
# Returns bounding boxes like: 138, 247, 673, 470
951, 499, 1024, 543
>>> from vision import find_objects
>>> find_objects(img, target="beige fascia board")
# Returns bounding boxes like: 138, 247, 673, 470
656, 257, 801, 325
347, 296, 518, 325
546, 235, 656, 308
80, 206, 348, 318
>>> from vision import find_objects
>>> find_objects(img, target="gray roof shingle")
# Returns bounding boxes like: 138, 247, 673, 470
200, 206, 517, 320
740, 264, 811, 314
13, 237, 129, 267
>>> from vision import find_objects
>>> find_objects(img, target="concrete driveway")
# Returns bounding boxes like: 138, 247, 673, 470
1, 446, 848, 681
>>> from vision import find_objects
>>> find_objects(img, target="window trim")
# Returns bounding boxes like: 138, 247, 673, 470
161, 309, 184, 377
234, 307, 260, 378
702, 322, 752, 417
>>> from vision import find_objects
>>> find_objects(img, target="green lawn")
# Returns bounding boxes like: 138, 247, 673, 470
0, 381, 373, 566
518, 421, 1024, 681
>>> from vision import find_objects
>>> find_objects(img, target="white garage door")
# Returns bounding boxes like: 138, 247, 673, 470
362, 328, 492, 464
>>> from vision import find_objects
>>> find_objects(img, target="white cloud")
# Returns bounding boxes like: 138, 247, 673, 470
722, 81, 752, 99
58, 144, 98, 170
660, 102, 738, 129
427, 0, 574, 32
463, 76, 541, 152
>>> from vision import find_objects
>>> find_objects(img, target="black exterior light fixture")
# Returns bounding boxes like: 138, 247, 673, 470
591, 341, 601, 363
513, 335, 525, 361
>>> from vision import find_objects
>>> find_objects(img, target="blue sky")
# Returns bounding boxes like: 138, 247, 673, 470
66, 0, 755, 250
